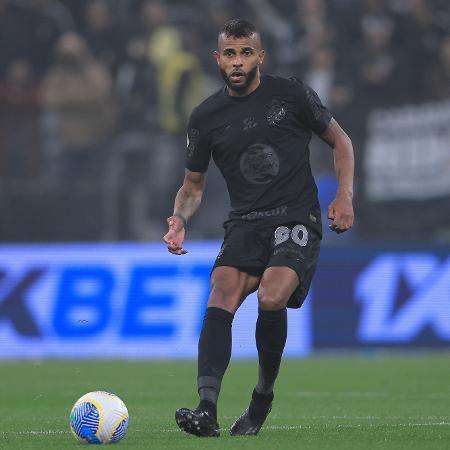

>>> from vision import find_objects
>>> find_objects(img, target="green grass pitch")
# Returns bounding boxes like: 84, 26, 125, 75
1, 355, 449, 449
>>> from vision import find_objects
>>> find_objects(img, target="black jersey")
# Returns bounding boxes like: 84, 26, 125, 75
185, 74, 332, 236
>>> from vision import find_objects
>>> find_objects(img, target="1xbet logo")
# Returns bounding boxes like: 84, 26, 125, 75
0, 268, 45, 336
356, 255, 450, 342
0, 265, 211, 338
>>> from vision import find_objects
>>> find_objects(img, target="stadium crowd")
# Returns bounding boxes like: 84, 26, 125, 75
0, 0, 449, 242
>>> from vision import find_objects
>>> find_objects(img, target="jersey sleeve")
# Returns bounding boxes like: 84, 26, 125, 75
185, 107, 211, 173
290, 77, 332, 135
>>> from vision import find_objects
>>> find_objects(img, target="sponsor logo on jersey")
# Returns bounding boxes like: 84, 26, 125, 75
241, 206, 288, 221
239, 143, 280, 185
243, 116, 258, 130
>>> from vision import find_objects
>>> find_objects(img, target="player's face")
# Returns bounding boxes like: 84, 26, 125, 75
215, 33, 265, 96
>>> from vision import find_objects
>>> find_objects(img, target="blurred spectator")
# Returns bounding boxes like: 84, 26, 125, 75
305, 46, 335, 108
41, 32, 116, 181
296, 0, 333, 46
428, 35, 450, 99
83, 0, 123, 74
0, 0, 27, 79
26, 0, 76, 78
202, 0, 232, 45
120, 0, 170, 131
286, 0, 334, 74
305, 47, 342, 177
147, 26, 206, 135
194, 0, 233, 82
118, 22, 207, 238
356, 15, 396, 106
305, 44, 352, 122
28, 0, 75, 32
0, 59, 42, 179
394, 0, 441, 102
359, 0, 391, 20
136, 0, 169, 34
333, 0, 394, 90
407, 0, 441, 56
245, 0, 290, 72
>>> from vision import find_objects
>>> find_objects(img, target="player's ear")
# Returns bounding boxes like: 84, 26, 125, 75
258, 49, 265, 65
214, 50, 220, 65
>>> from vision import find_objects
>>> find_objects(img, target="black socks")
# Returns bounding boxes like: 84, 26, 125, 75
255, 308, 287, 395
249, 388, 274, 420
195, 306, 287, 420
197, 307, 234, 418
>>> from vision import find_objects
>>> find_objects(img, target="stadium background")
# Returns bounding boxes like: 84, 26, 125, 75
1, 0, 449, 357
0, 1, 449, 447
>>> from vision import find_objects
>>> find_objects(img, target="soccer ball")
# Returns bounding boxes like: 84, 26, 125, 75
70, 391, 129, 444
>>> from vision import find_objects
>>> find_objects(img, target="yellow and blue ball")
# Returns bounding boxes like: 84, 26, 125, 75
70, 391, 129, 444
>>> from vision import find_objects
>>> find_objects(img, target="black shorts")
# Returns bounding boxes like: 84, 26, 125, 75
212, 221, 321, 308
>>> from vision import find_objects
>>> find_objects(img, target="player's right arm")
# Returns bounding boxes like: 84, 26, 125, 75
163, 169, 206, 255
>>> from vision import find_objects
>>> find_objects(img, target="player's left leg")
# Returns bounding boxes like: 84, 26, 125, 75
230, 266, 298, 436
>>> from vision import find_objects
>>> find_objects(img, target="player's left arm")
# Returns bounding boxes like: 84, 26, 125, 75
319, 118, 354, 234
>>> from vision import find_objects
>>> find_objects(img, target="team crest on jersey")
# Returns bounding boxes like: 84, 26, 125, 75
186, 128, 200, 159
266, 99, 286, 125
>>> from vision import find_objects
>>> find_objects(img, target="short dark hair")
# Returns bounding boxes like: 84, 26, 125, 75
220, 18, 258, 39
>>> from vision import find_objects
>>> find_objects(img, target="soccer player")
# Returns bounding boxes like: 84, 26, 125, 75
163, 18, 354, 437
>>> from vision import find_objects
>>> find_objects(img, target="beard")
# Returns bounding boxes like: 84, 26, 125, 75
220, 64, 259, 94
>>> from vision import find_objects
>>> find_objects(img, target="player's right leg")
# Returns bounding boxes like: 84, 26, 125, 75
175, 266, 259, 437
229, 266, 297, 436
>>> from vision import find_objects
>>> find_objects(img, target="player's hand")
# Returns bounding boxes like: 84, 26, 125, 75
163, 215, 188, 255
327, 193, 354, 234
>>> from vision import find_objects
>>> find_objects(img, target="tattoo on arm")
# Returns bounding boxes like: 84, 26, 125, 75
173, 171, 205, 222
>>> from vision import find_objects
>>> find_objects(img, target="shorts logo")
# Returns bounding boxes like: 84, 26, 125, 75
267, 99, 286, 125
240, 143, 279, 185
274, 225, 309, 247
186, 128, 200, 159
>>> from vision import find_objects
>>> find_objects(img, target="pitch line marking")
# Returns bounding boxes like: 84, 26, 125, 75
260, 415, 450, 421
160, 422, 450, 433
3, 421, 450, 437
265, 422, 450, 431
289, 392, 450, 400
287, 391, 389, 398
0, 430, 68, 435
